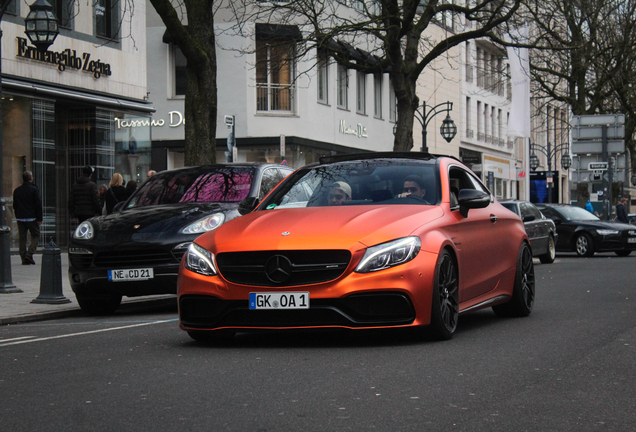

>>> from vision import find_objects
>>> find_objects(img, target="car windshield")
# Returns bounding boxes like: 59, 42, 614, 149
126, 167, 255, 208
551, 205, 600, 221
263, 159, 438, 209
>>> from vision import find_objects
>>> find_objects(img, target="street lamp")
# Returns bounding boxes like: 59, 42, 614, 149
414, 101, 457, 153
1, 0, 59, 293
529, 141, 571, 204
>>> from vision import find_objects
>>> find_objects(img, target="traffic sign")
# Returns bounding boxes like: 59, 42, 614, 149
224, 115, 234, 127
588, 162, 608, 170
572, 140, 625, 154
572, 125, 625, 140
572, 114, 625, 126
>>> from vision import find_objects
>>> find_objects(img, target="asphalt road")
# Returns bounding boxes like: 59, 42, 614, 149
1, 254, 635, 431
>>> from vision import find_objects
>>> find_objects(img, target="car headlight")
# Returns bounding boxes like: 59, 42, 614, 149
355, 237, 421, 273
596, 229, 619, 236
181, 213, 225, 234
73, 221, 94, 240
184, 243, 217, 276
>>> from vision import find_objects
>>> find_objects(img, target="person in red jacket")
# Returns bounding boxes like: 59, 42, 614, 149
12, 171, 42, 265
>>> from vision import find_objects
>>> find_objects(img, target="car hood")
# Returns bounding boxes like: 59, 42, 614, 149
86, 202, 239, 244
565, 219, 634, 230
197, 205, 445, 252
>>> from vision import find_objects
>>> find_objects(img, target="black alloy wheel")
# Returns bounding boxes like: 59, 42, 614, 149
493, 242, 535, 317
427, 249, 459, 340
539, 235, 556, 264
575, 232, 595, 257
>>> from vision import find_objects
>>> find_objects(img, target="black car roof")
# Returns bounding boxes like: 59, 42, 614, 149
318, 152, 461, 165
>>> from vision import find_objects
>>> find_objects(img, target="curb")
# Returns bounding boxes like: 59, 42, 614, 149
1, 296, 177, 326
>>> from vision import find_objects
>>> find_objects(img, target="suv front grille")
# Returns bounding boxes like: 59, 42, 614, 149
216, 250, 351, 287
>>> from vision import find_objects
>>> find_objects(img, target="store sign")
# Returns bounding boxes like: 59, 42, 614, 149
16, 37, 112, 79
339, 120, 368, 138
115, 111, 185, 129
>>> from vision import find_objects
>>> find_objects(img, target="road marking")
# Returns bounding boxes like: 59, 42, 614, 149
0, 336, 37, 343
0, 319, 177, 347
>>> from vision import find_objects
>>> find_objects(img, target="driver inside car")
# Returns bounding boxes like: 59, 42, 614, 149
398, 175, 426, 200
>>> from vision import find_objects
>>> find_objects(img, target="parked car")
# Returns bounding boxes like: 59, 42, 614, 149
500, 200, 558, 264
69, 163, 294, 315
535, 203, 636, 257
177, 152, 535, 343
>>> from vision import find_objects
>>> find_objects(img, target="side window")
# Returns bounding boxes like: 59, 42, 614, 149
520, 203, 534, 219
527, 204, 543, 220
539, 207, 558, 221
259, 168, 285, 199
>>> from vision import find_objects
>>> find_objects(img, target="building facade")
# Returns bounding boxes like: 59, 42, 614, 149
1, 0, 152, 247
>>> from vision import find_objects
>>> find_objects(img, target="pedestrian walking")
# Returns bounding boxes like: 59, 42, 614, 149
105, 173, 128, 214
68, 166, 101, 222
585, 198, 594, 213
125, 180, 138, 198
616, 197, 629, 223
12, 171, 42, 265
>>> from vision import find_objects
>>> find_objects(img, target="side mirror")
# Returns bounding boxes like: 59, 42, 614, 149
522, 214, 536, 222
238, 197, 259, 215
457, 189, 490, 218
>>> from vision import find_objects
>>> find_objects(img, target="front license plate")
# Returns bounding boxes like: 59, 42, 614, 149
108, 268, 154, 281
249, 292, 310, 310
628, 238, 636, 243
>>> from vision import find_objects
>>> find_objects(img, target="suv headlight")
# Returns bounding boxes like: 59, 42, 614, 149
182, 213, 225, 234
184, 243, 217, 276
356, 237, 421, 273
73, 221, 94, 240
596, 229, 619, 236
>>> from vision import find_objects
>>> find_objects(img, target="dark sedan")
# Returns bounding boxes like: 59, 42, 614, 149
500, 200, 558, 264
536, 204, 636, 257
69, 163, 294, 314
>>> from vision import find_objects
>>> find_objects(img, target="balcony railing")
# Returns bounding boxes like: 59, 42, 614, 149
256, 83, 295, 113
466, 129, 474, 138
478, 132, 485, 141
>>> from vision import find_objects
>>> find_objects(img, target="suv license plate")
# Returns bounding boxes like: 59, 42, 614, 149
249, 292, 310, 310
108, 268, 154, 281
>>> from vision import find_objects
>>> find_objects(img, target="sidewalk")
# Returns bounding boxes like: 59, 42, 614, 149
0, 252, 176, 325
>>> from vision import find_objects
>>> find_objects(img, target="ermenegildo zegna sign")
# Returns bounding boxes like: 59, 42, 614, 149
16, 37, 113, 79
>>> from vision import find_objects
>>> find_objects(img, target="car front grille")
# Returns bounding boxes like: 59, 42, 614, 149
215, 250, 351, 287
179, 293, 416, 329
94, 249, 178, 267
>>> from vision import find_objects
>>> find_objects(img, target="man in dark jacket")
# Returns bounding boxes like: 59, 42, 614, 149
68, 166, 101, 222
616, 197, 629, 223
13, 171, 43, 265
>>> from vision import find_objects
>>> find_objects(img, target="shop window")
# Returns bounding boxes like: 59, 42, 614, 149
356, 71, 366, 114
52, 0, 74, 28
95, 0, 119, 39
256, 39, 296, 113
317, 50, 329, 104
173, 44, 187, 97
337, 64, 348, 109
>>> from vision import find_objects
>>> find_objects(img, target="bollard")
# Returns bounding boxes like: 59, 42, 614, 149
31, 239, 71, 304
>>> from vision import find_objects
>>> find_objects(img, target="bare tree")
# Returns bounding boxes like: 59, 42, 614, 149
148, 0, 218, 165
229, 0, 524, 152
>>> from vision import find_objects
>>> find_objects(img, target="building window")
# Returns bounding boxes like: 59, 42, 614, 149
256, 40, 296, 112
374, 73, 382, 118
52, 0, 74, 28
173, 44, 187, 97
337, 64, 348, 109
356, 71, 366, 114
476, 100, 482, 140
465, 96, 472, 138
317, 51, 329, 104
5, 0, 17, 15
95, 0, 118, 39
389, 79, 397, 122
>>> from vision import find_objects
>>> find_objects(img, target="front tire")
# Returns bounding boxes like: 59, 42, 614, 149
76, 294, 122, 315
539, 235, 556, 264
615, 250, 632, 257
493, 242, 535, 318
575, 233, 595, 257
427, 250, 459, 341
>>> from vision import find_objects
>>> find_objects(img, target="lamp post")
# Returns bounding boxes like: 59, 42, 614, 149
414, 101, 457, 153
529, 141, 571, 204
0, 0, 58, 293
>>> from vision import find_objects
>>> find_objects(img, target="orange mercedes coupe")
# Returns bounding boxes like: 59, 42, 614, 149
177, 153, 535, 342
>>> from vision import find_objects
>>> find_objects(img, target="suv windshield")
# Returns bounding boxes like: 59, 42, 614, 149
126, 167, 255, 208
264, 159, 438, 209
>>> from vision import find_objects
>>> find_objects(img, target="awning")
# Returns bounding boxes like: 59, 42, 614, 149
3, 78, 155, 113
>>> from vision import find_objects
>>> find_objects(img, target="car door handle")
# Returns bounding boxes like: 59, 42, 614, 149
490, 215, 498, 223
